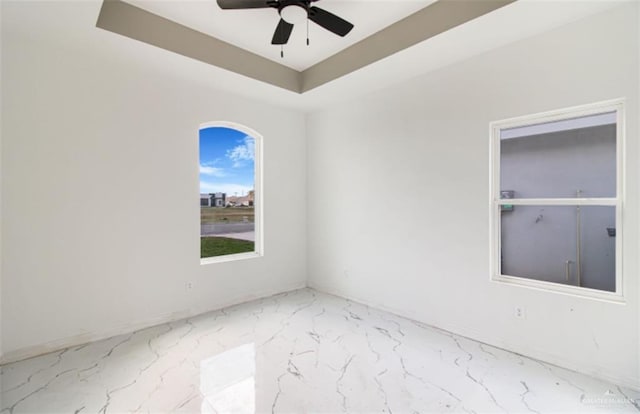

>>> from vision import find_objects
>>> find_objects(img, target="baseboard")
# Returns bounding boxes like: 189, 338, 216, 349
4, 280, 637, 392
307, 281, 640, 392
1, 281, 306, 365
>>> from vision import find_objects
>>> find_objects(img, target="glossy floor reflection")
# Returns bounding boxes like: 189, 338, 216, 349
1, 288, 639, 413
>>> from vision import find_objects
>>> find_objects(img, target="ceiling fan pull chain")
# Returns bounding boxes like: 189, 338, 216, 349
306, 16, 310, 46
281, 45, 284, 58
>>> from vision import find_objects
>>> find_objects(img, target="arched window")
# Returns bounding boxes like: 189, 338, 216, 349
199, 122, 262, 263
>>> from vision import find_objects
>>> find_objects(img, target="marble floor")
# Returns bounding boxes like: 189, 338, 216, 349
1, 289, 638, 414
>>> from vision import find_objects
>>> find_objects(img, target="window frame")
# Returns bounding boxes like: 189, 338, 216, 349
199, 121, 264, 265
489, 99, 625, 302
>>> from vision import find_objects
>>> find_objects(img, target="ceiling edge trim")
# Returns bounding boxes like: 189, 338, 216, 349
96, 0, 302, 93
300, 0, 517, 93
96, 0, 517, 95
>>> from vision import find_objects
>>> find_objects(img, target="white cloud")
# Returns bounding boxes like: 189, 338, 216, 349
199, 164, 226, 177
226, 136, 255, 168
200, 181, 253, 196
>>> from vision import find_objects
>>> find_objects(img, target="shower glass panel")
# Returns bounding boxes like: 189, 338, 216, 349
500, 205, 616, 292
500, 112, 616, 199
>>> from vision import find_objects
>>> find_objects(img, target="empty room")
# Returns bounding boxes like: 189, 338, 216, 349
1, 0, 639, 412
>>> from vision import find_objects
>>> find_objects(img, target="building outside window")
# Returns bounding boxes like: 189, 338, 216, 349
199, 123, 262, 263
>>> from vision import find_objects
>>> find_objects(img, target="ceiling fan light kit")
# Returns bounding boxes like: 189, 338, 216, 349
217, 0, 354, 58
280, 4, 307, 25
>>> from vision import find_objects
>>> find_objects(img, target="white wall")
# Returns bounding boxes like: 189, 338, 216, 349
307, 4, 639, 389
0, 30, 307, 361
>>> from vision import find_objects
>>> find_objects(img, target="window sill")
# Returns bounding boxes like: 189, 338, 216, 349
201, 251, 262, 265
492, 274, 625, 304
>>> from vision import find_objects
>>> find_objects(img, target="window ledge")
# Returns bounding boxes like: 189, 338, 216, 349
201, 251, 262, 265
492, 274, 625, 304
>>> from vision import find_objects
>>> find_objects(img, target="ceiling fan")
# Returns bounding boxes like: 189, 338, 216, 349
216, 0, 354, 47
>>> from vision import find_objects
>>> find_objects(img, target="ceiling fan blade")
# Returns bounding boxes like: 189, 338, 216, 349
216, 0, 273, 10
308, 6, 353, 37
271, 18, 294, 45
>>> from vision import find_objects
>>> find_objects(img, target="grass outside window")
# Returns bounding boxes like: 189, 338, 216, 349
200, 237, 255, 258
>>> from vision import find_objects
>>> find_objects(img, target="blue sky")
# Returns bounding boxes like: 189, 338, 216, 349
199, 127, 255, 196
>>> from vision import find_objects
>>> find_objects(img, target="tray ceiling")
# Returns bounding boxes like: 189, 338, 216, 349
97, 0, 516, 93
124, 0, 436, 72
1, 0, 624, 111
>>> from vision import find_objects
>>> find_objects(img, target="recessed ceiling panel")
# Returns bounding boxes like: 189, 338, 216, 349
124, 0, 435, 71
